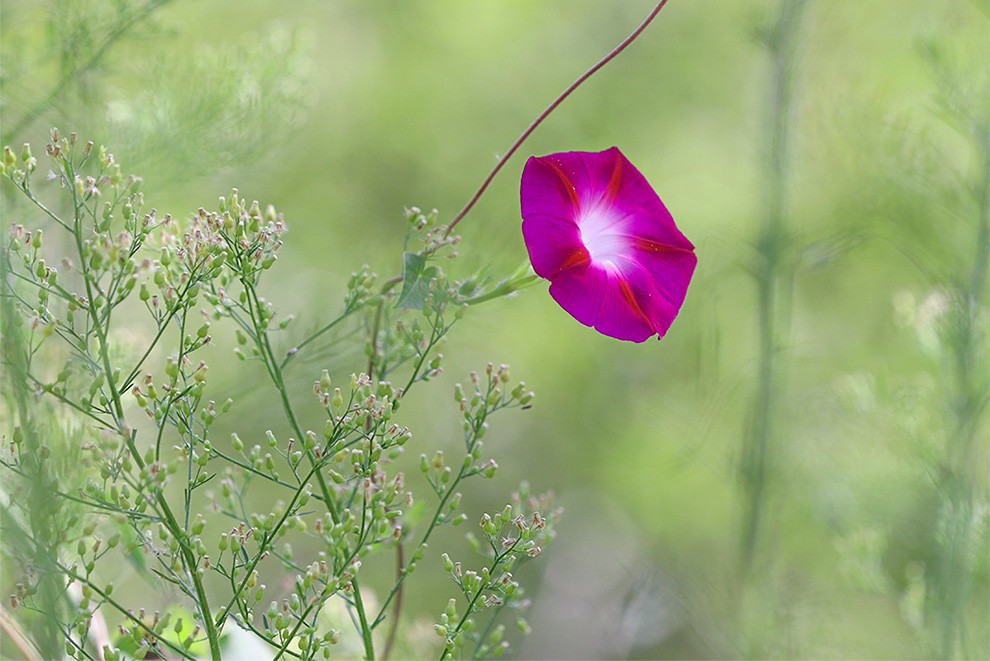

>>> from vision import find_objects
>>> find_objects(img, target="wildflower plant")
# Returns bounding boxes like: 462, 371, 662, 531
0, 1, 691, 659
0, 132, 559, 660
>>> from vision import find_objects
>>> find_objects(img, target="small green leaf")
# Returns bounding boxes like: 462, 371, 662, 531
397, 252, 437, 309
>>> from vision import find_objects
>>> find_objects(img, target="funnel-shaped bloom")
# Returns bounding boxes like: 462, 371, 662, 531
520, 147, 697, 342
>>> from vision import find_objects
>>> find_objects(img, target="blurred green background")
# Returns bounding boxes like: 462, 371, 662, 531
2, 0, 988, 658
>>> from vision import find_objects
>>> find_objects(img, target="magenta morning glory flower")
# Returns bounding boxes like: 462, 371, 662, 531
520, 147, 696, 342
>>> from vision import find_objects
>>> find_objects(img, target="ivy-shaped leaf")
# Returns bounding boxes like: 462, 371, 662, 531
396, 252, 437, 310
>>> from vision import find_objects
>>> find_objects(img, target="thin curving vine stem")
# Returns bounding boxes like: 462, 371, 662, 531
443, 0, 673, 236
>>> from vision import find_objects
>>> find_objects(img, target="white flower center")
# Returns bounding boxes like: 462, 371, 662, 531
578, 205, 629, 264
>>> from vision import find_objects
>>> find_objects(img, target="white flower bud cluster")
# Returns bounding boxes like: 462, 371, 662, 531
405, 206, 460, 258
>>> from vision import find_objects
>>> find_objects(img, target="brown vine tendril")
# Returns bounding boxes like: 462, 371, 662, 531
443, 0, 673, 236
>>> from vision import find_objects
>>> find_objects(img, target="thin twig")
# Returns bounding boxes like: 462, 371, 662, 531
380, 543, 405, 661
444, 0, 672, 235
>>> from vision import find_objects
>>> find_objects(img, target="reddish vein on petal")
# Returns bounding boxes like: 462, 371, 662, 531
553, 246, 591, 276
605, 150, 624, 203
634, 236, 693, 254
536, 157, 581, 212
616, 275, 652, 323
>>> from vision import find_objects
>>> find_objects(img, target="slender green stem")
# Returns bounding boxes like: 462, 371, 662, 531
469, 607, 503, 660
56, 560, 195, 659
352, 578, 377, 660
22, 372, 114, 427
270, 583, 327, 661
16, 187, 72, 232
62, 155, 225, 659
373, 464, 464, 629
739, 0, 807, 578
241, 276, 340, 519
121, 300, 185, 392
373, 389, 496, 629
441, 537, 523, 661
367, 296, 386, 379
210, 447, 327, 497
929, 68, 990, 661
213, 460, 320, 628
460, 273, 541, 307
439, 586, 487, 661
150, 473, 222, 660
280, 307, 355, 369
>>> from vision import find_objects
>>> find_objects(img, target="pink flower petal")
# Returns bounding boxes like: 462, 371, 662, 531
547, 261, 608, 328
521, 214, 588, 280
520, 147, 697, 342
595, 265, 662, 343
